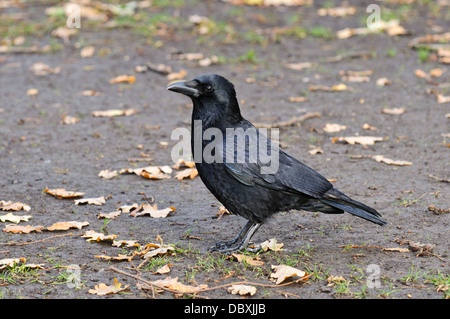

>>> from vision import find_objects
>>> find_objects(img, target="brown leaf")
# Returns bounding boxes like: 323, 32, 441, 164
74, 196, 109, 206
0, 200, 31, 211
61, 115, 80, 125
130, 204, 175, 218
323, 123, 347, 133
98, 169, 119, 179
270, 264, 307, 284
44, 188, 85, 199
370, 155, 412, 166
89, 278, 129, 295
91, 108, 138, 117
109, 75, 136, 84
112, 240, 141, 248
149, 277, 207, 294
381, 107, 406, 115
155, 264, 172, 274
259, 238, 284, 252
172, 159, 196, 169
82, 230, 118, 242
94, 254, 134, 262
46, 221, 89, 231
376, 77, 391, 86
167, 69, 187, 81
231, 253, 265, 266
333, 136, 384, 146
97, 211, 121, 219
0, 258, 27, 270
174, 168, 198, 180
227, 284, 257, 296
3, 225, 45, 234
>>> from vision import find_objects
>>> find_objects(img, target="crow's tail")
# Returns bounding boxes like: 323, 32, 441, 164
320, 188, 387, 226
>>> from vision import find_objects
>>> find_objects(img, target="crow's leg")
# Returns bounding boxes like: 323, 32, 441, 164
209, 220, 261, 254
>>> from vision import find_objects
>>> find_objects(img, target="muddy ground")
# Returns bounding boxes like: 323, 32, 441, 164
0, 0, 449, 301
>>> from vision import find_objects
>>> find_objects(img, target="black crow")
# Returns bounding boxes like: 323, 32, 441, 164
167, 74, 386, 253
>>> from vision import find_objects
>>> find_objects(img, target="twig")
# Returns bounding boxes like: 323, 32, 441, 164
108, 266, 311, 298
253, 112, 320, 128
0, 232, 78, 246
428, 174, 450, 183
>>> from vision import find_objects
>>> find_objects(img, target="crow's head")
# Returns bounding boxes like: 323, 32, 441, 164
167, 74, 241, 122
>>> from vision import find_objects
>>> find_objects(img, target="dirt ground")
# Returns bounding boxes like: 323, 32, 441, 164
0, 0, 449, 301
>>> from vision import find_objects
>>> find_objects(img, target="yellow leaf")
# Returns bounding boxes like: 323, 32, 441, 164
231, 253, 265, 266
130, 204, 175, 218
0, 200, 31, 211
259, 238, 284, 252
0, 213, 32, 223
98, 169, 119, 179
174, 168, 198, 180
323, 123, 347, 133
0, 258, 27, 270
82, 230, 118, 242
3, 225, 45, 234
150, 277, 207, 294
27, 88, 39, 96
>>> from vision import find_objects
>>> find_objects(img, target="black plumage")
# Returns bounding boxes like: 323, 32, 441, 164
168, 74, 386, 253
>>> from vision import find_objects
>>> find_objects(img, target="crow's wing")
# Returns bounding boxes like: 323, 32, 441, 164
222, 122, 332, 199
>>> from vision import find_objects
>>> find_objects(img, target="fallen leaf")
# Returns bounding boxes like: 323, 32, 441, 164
46, 221, 89, 231
0, 213, 32, 224
0, 201, 31, 211
270, 264, 307, 285
167, 69, 187, 81
149, 277, 207, 294
89, 278, 129, 295
308, 146, 323, 155
112, 240, 140, 248
172, 159, 196, 169
82, 230, 118, 242
74, 196, 109, 206
337, 20, 407, 39
98, 169, 119, 179
333, 136, 384, 146
288, 96, 308, 103
120, 165, 172, 180
326, 275, 346, 284
94, 254, 134, 262
317, 6, 356, 17
437, 94, 450, 104
27, 88, 39, 96
323, 123, 347, 133
383, 247, 410, 253
97, 211, 121, 219
91, 108, 138, 117
429, 68, 444, 77
117, 203, 140, 213
376, 77, 391, 86
174, 168, 198, 180
61, 115, 80, 125
3, 225, 45, 234
155, 264, 172, 275
44, 188, 85, 199
309, 83, 347, 92
0, 258, 27, 270
231, 253, 265, 267
109, 74, 136, 84
79, 90, 103, 96
80, 46, 95, 58
371, 155, 412, 166
227, 284, 257, 296
130, 204, 175, 218
285, 62, 314, 71
362, 123, 378, 131
259, 238, 284, 252
381, 108, 406, 115
29, 62, 61, 76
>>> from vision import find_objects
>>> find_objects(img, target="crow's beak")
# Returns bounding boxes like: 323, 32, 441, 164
167, 80, 200, 98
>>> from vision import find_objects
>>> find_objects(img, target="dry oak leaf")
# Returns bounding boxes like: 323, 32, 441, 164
129, 204, 175, 218
82, 230, 118, 242
371, 155, 412, 166
143, 245, 175, 259
259, 238, 284, 252
0, 213, 32, 224
172, 159, 196, 169
0, 258, 26, 270
231, 253, 265, 267
91, 108, 138, 117
120, 165, 172, 180
323, 123, 347, 133
46, 221, 89, 231
74, 196, 109, 206
3, 225, 45, 234
44, 188, 85, 199
333, 136, 384, 146
150, 277, 207, 294
117, 203, 140, 213
98, 169, 119, 179
0, 200, 31, 211
97, 211, 121, 219
175, 168, 198, 180
381, 107, 406, 115
109, 75, 136, 84
270, 264, 307, 285
155, 264, 172, 275
227, 284, 257, 296
89, 278, 129, 295
94, 254, 134, 262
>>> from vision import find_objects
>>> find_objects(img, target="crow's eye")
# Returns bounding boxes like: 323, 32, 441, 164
205, 84, 214, 93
